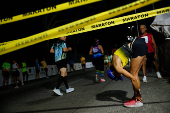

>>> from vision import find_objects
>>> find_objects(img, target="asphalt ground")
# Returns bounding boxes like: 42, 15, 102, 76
0, 67, 170, 113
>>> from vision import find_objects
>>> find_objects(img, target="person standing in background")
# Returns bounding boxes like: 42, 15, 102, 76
21, 60, 29, 83
35, 58, 40, 79
41, 58, 49, 78
104, 55, 109, 69
80, 55, 86, 71
69, 58, 75, 72
139, 25, 162, 83
2, 59, 11, 88
12, 60, 24, 89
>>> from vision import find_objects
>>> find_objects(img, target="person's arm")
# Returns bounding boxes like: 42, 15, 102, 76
16, 63, 20, 69
50, 44, 55, 53
152, 35, 157, 59
113, 55, 133, 79
98, 45, 104, 54
63, 47, 72, 52
84, 58, 86, 62
89, 46, 93, 55
50, 48, 55, 53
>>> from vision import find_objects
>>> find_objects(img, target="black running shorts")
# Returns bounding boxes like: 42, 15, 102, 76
55, 59, 67, 70
132, 38, 148, 58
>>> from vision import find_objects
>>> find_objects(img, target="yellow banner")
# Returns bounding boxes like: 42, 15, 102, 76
0, 0, 101, 25
0, 0, 160, 55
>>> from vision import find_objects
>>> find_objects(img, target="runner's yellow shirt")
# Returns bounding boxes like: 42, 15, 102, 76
80, 57, 86, 64
41, 61, 47, 68
114, 44, 131, 67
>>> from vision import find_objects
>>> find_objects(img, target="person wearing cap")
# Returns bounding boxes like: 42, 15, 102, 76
108, 37, 148, 107
89, 39, 105, 82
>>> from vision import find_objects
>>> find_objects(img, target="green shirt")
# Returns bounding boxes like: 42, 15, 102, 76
2, 62, 11, 72
22, 62, 28, 72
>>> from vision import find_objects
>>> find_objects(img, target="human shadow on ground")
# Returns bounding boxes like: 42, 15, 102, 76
96, 90, 129, 103
16, 100, 170, 113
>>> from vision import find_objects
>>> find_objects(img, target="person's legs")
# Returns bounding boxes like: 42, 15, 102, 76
100, 57, 105, 82
153, 61, 159, 72
3, 76, 5, 86
13, 77, 18, 88
17, 76, 24, 85
124, 56, 145, 107
25, 71, 29, 82
23, 73, 25, 82
3, 72, 9, 86
94, 58, 100, 82
130, 56, 145, 102
60, 68, 69, 89
142, 57, 147, 83
56, 76, 64, 89
153, 61, 162, 78
6, 77, 9, 86
36, 73, 37, 79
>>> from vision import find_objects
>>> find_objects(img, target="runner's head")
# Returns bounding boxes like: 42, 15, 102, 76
140, 25, 147, 34
43, 58, 45, 61
93, 39, 99, 46
60, 36, 67, 41
13, 59, 16, 63
5, 58, 9, 62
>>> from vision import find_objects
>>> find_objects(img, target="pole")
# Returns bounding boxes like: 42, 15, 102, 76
135, 9, 139, 36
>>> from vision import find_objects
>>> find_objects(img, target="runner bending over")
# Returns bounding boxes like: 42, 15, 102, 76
109, 37, 148, 107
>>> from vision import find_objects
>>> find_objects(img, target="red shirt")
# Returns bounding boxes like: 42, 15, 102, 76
138, 33, 154, 53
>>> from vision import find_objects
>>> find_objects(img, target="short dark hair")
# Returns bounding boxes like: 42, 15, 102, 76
140, 24, 146, 28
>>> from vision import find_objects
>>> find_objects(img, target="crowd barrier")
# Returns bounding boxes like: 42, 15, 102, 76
0, 62, 94, 87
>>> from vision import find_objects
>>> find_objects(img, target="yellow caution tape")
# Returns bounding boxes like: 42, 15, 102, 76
0, 0, 102, 25
65, 6, 170, 36
0, 0, 160, 55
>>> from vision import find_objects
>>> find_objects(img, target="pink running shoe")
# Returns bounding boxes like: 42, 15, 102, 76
124, 99, 143, 107
124, 96, 135, 103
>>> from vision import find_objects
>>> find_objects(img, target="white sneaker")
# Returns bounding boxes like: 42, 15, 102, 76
66, 87, 74, 93
95, 75, 99, 82
143, 76, 147, 83
100, 78, 105, 82
156, 72, 162, 78
15, 86, 19, 89
53, 88, 63, 96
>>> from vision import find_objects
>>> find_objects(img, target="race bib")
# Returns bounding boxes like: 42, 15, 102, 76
141, 36, 148, 43
92, 48, 98, 53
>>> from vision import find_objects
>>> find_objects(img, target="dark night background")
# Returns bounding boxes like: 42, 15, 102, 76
0, 0, 169, 67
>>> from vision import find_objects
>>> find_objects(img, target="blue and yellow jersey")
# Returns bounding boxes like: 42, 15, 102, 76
114, 44, 132, 67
